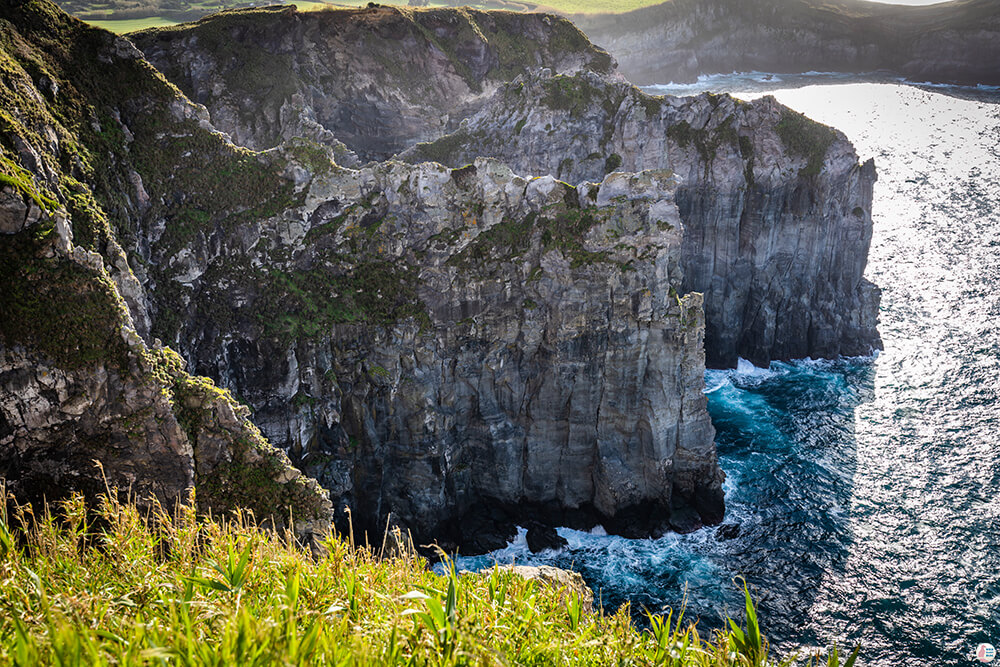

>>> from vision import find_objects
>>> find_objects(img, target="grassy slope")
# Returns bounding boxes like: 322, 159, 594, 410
0, 491, 858, 665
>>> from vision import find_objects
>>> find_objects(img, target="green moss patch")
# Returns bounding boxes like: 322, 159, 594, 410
775, 109, 836, 178
0, 230, 130, 370
666, 115, 740, 169
541, 73, 619, 119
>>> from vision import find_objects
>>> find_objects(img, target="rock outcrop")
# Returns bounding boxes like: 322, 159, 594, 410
157, 156, 724, 552
1, 0, 729, 553
131, 5, 615, 161
0, 0, 332, 536
1, 0, 884, 555
401, 71, 881, 367
575, 0, 1000, 87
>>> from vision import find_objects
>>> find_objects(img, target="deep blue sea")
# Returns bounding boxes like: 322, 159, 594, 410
453, 75, 1000, 666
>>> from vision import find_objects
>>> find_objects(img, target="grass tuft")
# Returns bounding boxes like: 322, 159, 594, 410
0, 487, 859, 665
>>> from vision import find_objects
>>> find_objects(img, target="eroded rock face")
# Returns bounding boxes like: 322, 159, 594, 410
0, 1, 333, 538
401, 71, 881, 367
575, 0, 1000, 87
131, 5, 615, 161
154, 156, 724, 551
0, 199, 333, 536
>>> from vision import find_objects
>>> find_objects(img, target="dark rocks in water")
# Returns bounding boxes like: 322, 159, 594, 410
526, 522, 568, 553
576, 0, 1000, 88
399, 70, 881, 368
716, 522, 741, 541
668, 507, 702, 534
453, 504, 518, 555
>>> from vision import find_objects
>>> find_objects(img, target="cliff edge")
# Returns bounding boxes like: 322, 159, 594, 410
402, 71, 882, 367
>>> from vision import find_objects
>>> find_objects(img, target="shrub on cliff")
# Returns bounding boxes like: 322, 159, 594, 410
0, 488, 858, 665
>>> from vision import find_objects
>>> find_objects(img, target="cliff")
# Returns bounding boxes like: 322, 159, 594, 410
130, 5, 615, 161
0, 0, 332, 536
161, 156, 724, 551
1, 0, 728, 552
401, 71, 881, 367
575, 0, 1000, 87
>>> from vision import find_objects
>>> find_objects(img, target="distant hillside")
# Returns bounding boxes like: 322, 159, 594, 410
575, 0, 1000, 86
131, 5, 613, 160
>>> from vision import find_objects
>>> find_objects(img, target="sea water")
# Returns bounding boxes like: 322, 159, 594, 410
454, 78, 1000, 666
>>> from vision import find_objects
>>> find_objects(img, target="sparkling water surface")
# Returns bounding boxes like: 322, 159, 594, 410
454, 78, 1000, 665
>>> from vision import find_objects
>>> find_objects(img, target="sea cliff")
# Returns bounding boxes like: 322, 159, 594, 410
402, 71, 881, 367
1, 0, 878, 552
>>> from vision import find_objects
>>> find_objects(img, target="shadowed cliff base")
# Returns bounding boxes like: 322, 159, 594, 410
575, 0, 1000, 88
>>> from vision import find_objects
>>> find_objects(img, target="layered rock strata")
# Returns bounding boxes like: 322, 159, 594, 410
131, 5, 615, 160
402, 71, 881, 367
159, 156, 725, 552
1, 0, 731, 552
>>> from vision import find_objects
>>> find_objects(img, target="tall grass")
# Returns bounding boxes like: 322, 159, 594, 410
0, 485, 858, 665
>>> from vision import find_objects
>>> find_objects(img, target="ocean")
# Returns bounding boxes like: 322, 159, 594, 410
453, 75, 1000, 666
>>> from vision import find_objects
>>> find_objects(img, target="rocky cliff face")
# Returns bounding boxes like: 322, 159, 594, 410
576, 0, 1000, 87
0, 0, 332, 536
160, 156, 723, 551
2, 0, 729, 552
401, 71, 881, 368
131, 5, 615, 161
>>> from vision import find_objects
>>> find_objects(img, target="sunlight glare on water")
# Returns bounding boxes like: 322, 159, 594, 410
455, 80, 1000, 666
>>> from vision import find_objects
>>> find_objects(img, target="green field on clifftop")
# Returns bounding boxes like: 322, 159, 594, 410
66, 0, 663, 33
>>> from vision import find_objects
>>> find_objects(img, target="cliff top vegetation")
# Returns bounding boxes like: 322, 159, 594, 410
0, 488, 860, 666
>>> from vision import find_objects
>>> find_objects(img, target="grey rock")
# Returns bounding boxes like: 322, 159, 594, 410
399, 71, 881, 367
155, 158, 725, 551
575, 0, 1000, 88
131, 6, 615, 161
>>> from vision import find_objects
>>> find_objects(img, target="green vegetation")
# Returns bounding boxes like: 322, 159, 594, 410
667, 116, 740, 171
447, 213, 535, 270
285, 137, 337, 176
150, 348, 330, 523
0, 155, 58, 211
254, 259, 429, 340
86, 15, 178, 31
0, 491, 860, 665
604, 152, 622, 174
409, 130, 471, 167
775, 109, 836, 178
541, 73, 619, 119
61, 0, 667, 36
448, 200, 615, 274
540, 206, 610, 269
0, 229, 131, 371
